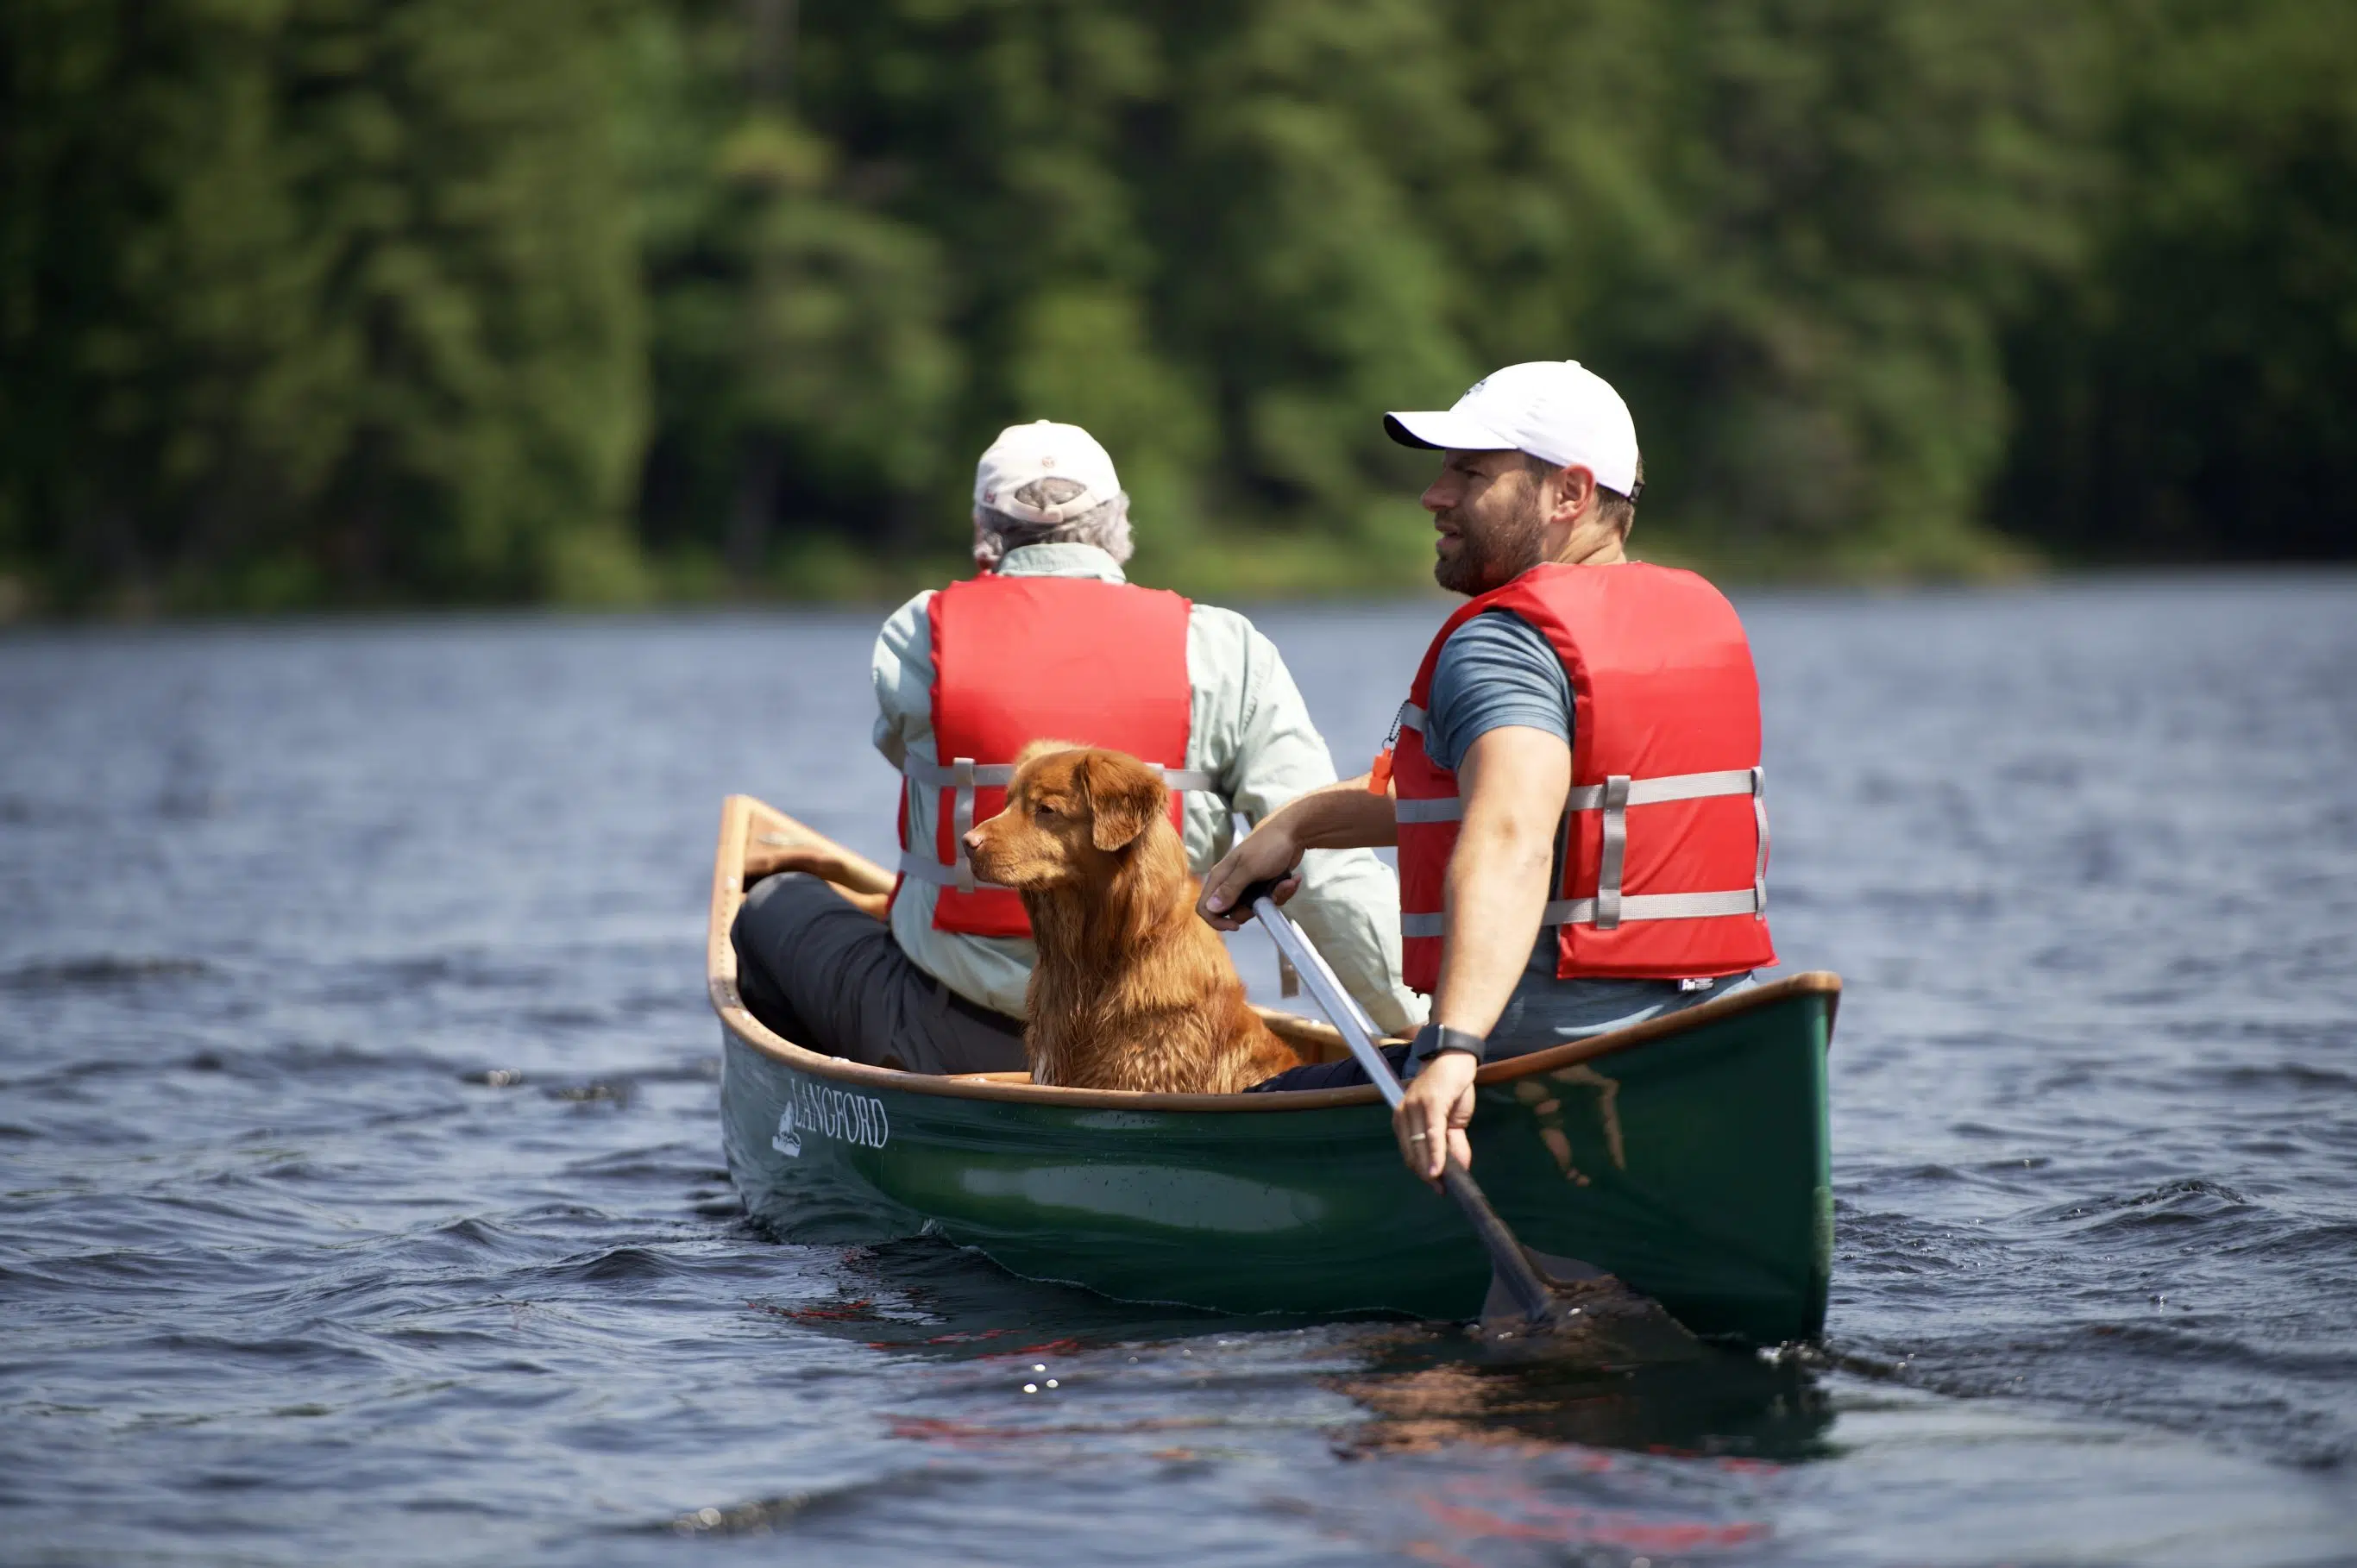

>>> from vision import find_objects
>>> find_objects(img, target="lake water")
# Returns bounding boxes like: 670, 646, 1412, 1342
3, 575, 2354, 1566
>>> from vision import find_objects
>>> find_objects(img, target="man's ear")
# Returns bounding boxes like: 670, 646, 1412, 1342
1078, 752, 1167, 852
1549, 461, 1597, 527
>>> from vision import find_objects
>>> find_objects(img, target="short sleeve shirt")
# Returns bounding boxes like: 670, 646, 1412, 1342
1422, 610, 1573, 772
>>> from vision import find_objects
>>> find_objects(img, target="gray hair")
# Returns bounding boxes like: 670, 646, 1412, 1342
971, 475, 1135, 571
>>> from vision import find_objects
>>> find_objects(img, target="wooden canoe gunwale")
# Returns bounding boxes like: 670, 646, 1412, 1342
707, 793, 1839, 1113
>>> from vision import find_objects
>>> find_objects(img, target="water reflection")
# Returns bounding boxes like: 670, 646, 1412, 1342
1330, 1333, 1833, 1462
761, 1235, 1834, 1472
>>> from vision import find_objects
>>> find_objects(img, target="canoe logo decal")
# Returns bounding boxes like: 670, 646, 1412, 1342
773, 1080, 890, 1157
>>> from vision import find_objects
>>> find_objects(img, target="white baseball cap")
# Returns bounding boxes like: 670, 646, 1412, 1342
1384, 361, 1641, 496
974, 420, 1123, 524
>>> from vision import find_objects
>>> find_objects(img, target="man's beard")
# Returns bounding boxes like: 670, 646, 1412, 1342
1433, 494, 1545, 595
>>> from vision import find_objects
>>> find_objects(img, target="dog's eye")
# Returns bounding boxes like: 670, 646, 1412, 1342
1032, 801, 1060, 821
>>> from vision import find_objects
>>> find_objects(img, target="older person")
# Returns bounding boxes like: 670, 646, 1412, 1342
1202, 362, 1773, 1181
732, 419, 1424, 1075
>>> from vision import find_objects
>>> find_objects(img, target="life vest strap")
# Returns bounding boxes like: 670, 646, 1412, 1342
1396, 766, 1766, 936
1564, 767, 1759, 811
1393, 765, 1760, 825
902, 758, 1018, 788
1751, 765, 1769, 919
1586, 768, 1763, 930
1400, 887, 1763, 939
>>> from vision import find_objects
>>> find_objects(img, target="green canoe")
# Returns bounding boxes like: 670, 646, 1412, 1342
709, 795, 1838, 1344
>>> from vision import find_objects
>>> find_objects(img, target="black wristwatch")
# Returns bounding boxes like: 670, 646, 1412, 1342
1410, 1023, 1486, 1065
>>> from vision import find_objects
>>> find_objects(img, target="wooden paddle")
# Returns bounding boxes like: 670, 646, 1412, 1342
1235, 878, 1700, 1350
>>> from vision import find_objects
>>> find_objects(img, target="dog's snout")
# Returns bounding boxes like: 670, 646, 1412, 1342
960, 827, 988, 856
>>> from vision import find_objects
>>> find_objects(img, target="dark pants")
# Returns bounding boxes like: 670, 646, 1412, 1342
1247, 1044, 1416, 1092
730, 874, 1028, 1076
1248, 972, 1759, 1091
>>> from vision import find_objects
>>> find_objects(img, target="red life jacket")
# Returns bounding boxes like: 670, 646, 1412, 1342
1386, 562, 1776, 992
893, 573, 1211, 938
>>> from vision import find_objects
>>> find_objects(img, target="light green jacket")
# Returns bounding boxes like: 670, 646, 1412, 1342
871, 543, 1425, 1035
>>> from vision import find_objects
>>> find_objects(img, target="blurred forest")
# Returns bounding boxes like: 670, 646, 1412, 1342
3, 0, 2352, 613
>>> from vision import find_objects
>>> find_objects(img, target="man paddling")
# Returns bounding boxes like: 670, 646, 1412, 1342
732, 420, 1424, 1074
1203, 361, 1775, 1181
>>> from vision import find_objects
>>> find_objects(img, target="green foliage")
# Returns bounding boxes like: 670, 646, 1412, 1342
1998, 0, 2357, 561
2, 0, 2352, 614
1, 0, 646, 611
1522, 0, 2101, 574
638, 0, 2102, 584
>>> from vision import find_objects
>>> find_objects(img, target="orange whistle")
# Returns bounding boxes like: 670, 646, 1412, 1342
1368, 750, 1394, 794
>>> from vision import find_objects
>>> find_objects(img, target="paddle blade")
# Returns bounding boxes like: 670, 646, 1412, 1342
1477, 1251, 1706, 1362
1522, 1247, 1610, 1286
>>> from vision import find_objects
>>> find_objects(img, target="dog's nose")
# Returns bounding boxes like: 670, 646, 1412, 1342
961, 828, 986, 856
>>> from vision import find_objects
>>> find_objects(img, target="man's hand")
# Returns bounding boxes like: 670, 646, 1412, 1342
1392, 725, 1568, 1181
1199, 775, 1403, 928
745, 837, 856, 884
743, 834, 896, 906
1197, 825, 1303, 930
1394, 1051, 1477, 1185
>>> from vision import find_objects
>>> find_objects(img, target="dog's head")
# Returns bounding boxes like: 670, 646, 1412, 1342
964, 743, 1170, 892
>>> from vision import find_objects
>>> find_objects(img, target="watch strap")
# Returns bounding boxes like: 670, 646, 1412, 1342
1410, 1023, 1487, 1064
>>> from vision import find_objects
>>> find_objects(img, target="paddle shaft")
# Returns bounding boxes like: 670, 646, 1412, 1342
1239, 884, 1556, 1323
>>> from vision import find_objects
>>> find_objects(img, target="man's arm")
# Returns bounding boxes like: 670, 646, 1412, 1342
871, 590, 935, 770
1213, 775, 1421, 1035
1392, 724, 1568, 1183
1198, 776, 1397, 917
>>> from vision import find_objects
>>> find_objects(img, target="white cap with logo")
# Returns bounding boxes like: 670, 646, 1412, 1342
974, 420, 1124, 525
1384, 361, 1640, 496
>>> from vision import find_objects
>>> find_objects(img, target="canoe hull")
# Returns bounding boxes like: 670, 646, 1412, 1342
720, 986, 1832, 1341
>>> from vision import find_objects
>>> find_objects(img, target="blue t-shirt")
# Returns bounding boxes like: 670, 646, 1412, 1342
1422, 611, 1573, 773
1418, 610, 1750, 1057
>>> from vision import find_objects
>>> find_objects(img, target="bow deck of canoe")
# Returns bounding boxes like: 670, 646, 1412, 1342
710, 794, 1838, 1343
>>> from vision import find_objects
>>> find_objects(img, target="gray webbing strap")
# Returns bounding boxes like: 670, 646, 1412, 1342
1595, 774, 1631, 930
897, 850, 1010, 891
1400, 766, 1758, 831
950, 757, 978, 893
1397, 701, 1426, 733
1563, 768, 1758, 811
1543, 889, 1763, 925
903, 758, 1018, 789
1403, 887, 1761, 941
1750, 764, 1768, 918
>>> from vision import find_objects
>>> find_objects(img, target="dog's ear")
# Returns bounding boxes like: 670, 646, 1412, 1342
1078, 751, 1168, 852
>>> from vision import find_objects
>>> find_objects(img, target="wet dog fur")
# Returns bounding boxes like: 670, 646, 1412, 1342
963, 743, 1302, 1094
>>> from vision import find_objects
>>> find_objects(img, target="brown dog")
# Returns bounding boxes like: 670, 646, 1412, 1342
963, 743, 1302, 1094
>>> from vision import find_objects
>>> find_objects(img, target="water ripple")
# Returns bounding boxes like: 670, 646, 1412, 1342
3, 582, 2354, 1565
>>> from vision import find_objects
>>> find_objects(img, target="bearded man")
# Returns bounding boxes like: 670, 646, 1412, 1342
1202, 361, 1774, 1183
